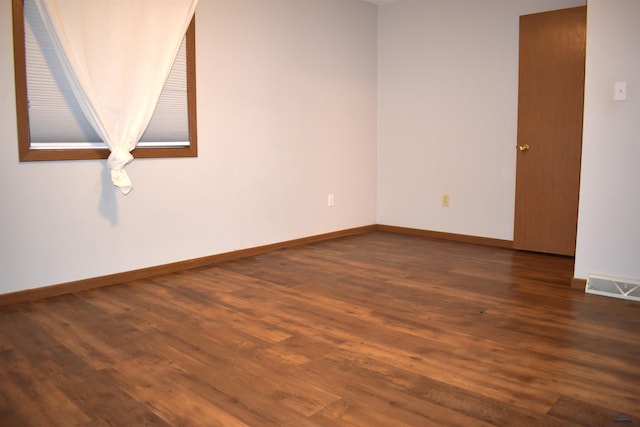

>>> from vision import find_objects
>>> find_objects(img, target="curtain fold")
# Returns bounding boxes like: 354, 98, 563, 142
33, 0, 199, 194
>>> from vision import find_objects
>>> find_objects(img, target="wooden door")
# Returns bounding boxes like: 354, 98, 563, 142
513, 6, 586, 256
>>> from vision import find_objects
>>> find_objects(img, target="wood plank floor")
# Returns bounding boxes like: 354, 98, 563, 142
1, 231, 639, 426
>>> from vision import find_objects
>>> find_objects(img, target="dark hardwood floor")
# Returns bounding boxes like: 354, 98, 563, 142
1, 232, 638, 426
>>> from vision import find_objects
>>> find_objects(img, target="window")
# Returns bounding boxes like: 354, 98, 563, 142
12, 0, 198, 162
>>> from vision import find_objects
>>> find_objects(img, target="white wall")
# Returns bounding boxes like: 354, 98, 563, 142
377, 0, 586, 240
574, 0, 640, 281
0, 0, 378, 294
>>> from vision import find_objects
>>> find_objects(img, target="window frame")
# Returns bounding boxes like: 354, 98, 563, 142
12, 0, 198, 162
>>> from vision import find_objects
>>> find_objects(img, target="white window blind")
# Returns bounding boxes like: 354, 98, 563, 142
23, 0, 189, 150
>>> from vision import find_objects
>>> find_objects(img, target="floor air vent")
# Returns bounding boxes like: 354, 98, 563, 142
585, 274, 640, 302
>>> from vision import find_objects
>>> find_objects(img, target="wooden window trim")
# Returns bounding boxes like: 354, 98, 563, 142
12, 0, 198, 162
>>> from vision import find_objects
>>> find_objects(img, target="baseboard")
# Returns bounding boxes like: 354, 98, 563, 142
570, 277, 587, 292
376, 224, 513, 249
0, 225, 376, 307
2, 224, 571, 306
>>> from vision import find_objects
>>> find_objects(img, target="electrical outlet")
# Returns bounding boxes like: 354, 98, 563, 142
328, 194, 335, 207
442, 194, 449, 207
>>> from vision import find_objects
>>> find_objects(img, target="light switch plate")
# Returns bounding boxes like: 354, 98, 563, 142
614, 81, 627, 101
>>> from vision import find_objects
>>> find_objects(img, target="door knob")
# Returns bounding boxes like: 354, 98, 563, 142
518, 144, 530, 152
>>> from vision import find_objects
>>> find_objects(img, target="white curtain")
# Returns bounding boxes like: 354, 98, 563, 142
34, 0, 199, 194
